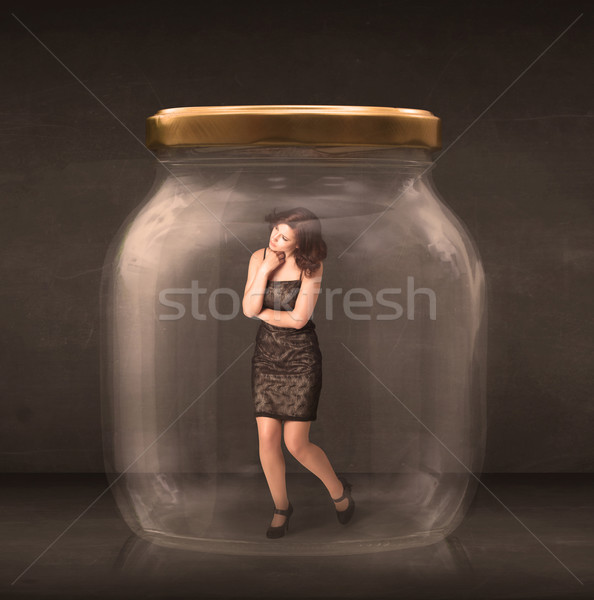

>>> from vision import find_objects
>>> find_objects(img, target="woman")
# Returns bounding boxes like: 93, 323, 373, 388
242, 207, 355, 538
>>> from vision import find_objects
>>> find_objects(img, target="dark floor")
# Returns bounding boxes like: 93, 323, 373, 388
1, 474, 592, 599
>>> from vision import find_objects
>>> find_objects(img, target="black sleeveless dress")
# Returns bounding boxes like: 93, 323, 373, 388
251, 248, 323, 421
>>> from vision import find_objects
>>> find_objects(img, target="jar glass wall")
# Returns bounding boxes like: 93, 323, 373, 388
100, 110, 487, 555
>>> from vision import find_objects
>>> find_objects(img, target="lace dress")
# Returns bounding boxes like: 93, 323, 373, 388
251, 250, 323, 421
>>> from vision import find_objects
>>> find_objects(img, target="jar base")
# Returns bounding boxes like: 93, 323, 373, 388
110, 472, 473, 556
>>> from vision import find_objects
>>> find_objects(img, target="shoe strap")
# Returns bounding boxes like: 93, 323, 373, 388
274, 506, 291, 516
332, 481, 351, 503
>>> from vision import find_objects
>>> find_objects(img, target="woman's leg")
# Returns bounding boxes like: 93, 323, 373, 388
283, 421, 349, 511
256, 416, 290, 527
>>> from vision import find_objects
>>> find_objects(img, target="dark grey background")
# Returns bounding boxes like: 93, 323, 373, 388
1, 0, 592, 473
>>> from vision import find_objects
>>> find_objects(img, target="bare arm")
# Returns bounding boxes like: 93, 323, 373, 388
255, 263, 324, 329
242, 248, 285, 318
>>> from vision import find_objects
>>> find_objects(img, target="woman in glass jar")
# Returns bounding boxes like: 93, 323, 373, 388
243, 206, 355, 538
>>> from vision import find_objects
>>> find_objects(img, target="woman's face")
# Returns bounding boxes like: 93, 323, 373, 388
269, 223, 298, 257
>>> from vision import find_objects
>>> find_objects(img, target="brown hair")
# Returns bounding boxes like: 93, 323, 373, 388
265, 207, 327, 278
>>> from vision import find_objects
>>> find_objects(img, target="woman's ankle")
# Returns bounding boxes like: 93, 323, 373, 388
329, 478, 344, 501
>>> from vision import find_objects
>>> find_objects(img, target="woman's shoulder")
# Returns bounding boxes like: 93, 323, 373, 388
251, 247, 267, 261
303, 260, 324, 280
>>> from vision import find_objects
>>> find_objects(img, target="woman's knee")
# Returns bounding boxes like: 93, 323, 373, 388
259, 437, 282, 455
284, 434, 310, 459
256, 418, 282, 451
283, 421, 312, 459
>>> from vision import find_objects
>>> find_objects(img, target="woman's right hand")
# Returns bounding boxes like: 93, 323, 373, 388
261, 247, 285, 274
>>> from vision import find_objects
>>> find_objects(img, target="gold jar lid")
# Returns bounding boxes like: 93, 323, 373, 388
145, 105, 441, 150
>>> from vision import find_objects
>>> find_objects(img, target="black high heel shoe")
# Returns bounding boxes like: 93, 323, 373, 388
266, 502, 293, 539
332, 476, 355, 525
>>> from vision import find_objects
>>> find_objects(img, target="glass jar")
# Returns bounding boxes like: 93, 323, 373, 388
100, 106, 487, 555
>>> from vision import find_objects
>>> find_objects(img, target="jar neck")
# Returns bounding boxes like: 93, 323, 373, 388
152, 145, 434, 171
